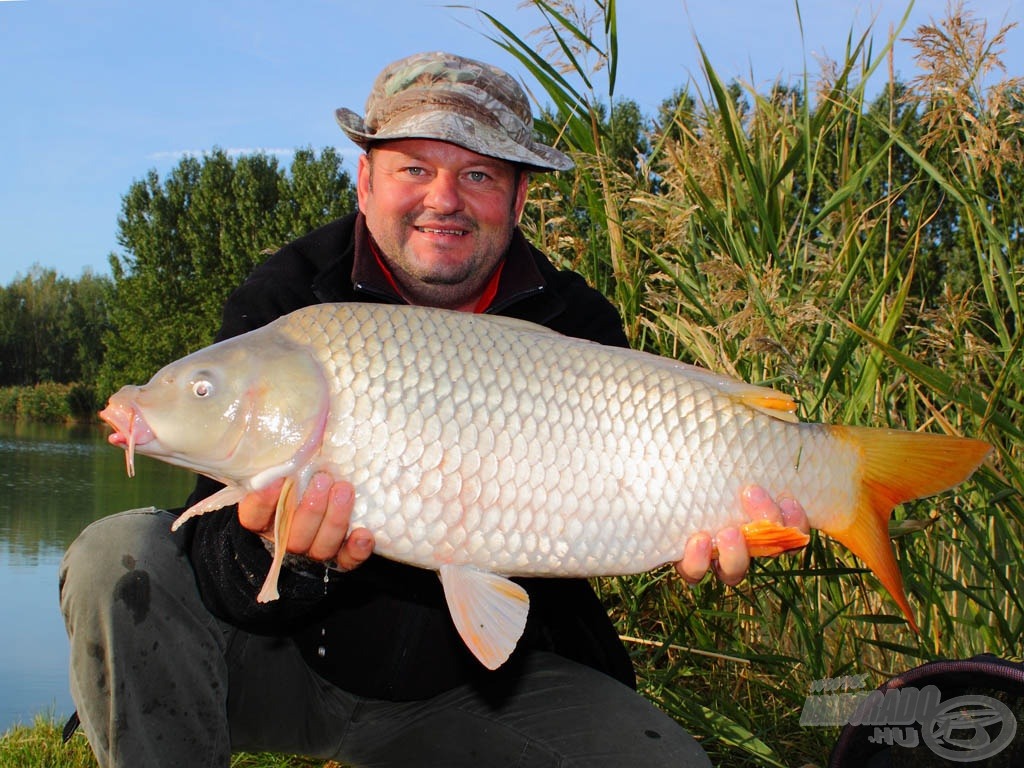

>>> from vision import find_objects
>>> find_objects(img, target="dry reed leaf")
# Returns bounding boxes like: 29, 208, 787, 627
517, 0, 607, 78
903, 1, 1024, 173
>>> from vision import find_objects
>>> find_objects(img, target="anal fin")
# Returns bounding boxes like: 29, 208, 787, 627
733, 519, 810, 557
257, 477, 298, 603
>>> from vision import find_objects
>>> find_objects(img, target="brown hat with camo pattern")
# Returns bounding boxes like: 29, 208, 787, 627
335, 51, 573, 172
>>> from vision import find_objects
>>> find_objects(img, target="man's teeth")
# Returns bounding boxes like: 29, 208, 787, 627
419, 227, 465, 235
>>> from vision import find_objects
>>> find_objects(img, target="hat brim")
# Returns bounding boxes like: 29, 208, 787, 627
335, 107, 574, 172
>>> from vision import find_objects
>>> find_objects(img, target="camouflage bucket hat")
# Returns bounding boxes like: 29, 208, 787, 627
335, 51, 573, 172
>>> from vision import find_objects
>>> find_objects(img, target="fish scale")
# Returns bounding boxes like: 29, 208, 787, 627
99, 302, 992, 669
279, 306, 860, 575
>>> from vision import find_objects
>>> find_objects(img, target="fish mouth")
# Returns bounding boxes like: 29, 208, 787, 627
99, 399, 155, 478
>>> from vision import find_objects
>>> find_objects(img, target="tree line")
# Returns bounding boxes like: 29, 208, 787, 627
0, 267, 110, 389
1, 147, 356, 417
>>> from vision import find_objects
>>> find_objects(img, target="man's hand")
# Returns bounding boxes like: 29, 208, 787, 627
238, 472, 374, 571
675, 485, 809, 587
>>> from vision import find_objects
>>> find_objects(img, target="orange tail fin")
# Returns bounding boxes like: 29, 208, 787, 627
821, 426, 991, 632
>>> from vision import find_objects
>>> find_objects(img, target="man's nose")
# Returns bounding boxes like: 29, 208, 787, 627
423, 171, 464, 213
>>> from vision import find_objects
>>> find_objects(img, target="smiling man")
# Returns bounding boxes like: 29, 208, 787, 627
358, 140, 527, 310
61, 51, 808, 767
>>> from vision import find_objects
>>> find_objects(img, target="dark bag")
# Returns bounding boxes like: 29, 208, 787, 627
828, 654, 1023, 767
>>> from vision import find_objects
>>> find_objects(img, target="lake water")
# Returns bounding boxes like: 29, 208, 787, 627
0, 420, 195, 733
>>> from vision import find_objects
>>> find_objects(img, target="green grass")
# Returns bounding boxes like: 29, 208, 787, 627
0, 716, 336, 768
0, 716, 97, 768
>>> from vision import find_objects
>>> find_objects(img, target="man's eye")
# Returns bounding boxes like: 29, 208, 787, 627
405, 166, 425, 176
467, 171, 489, 182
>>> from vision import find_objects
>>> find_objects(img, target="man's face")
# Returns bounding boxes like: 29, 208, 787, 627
357, 138, 529, 311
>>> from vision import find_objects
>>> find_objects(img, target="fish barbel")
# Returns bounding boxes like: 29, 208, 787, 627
99, 303, 991, 669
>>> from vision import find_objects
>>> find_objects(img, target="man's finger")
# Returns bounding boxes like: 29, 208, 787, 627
286, 472, 333, 554
778, 496, 810, 533
740, 485, 782, 523
675, 531, 713, 585
238, 477, 285, 533
335, 528, 374, 572
711, 527, 750, 587
306, 481, 354, 562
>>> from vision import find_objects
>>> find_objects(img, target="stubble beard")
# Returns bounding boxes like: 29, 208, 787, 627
385, 214, 513, 309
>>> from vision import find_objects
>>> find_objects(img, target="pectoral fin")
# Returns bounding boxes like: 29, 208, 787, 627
257, 476, 298, 603
438, 564, 530, 670
170, 485, 248, 531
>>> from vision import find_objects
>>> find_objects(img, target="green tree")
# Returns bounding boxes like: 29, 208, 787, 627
98, 147, 355, 397
0, 278, 32, 385
0, 267, 111, 387
64, 270, 114, 387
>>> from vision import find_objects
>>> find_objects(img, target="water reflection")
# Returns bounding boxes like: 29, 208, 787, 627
0, 420, 195, 731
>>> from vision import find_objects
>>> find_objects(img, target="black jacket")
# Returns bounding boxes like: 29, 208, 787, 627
186, 212, 636, 700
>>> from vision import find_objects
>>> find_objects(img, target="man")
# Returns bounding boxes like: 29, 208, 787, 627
61, 51, 808, 767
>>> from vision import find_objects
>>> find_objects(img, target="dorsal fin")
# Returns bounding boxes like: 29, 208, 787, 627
622, 354, 801, 423
728, 385, 799, 423
665, 361, 798, 422
457, 309, 801, 423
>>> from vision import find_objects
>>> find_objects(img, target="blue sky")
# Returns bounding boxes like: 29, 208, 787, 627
1, 0, 1021, 286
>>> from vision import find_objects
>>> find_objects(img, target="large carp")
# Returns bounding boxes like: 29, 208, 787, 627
100, 303, 991, 669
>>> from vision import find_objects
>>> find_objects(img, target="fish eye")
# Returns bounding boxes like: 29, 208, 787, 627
192, 379, 213, 398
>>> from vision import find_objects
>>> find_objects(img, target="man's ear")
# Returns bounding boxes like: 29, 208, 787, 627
512, 169, 530, 223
